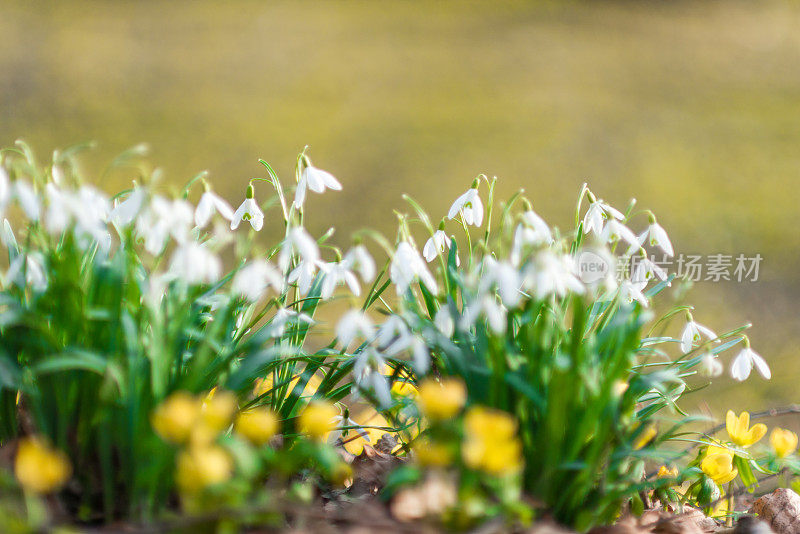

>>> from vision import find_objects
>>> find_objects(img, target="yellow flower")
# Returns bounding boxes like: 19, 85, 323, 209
657, 465, 678, 478
299, 401, 338, 440
770, 428, 798, 458
701, 448, 738, 485
633, 424, 657, 450
340, 409, 392, 455
175, 445, 233, 494
235, 407, 280, 445
726, 411, 767, 448
151, 391, 201, 444
462, 406, 523, 476
417, 378, 466, 421
192, 389, 238, 444
413, 437, 453, 467
15, 437, 72, 494
391, 380, 418, 398
253, 372, 321, 399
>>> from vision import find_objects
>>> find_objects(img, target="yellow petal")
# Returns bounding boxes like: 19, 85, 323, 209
746, 423, 767, 446
725, 411, 737, 441
738, 412, 750, 437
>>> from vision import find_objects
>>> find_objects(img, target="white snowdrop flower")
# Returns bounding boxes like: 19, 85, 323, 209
0, 167, 11, 213
319, 261, 361, 299
391, 241, 438, 295
447, 186, 483, 227
110, 188, 146, 227
410, 336, 430, 374
267, 307, 313, 338
618, 279, 649, 307
232, 260, 284, 302
376, 315, 412, 354
480, 257, 522, 308
680, 320, 717, 354
700, 353, 723, 377
279, 227, 320, 271
294, 164, 342, 209
144, 272, 170, 309
434, 307, 455, 337
600, 219, 639, 249
731, 346, 770, 381
287, 260, 319, 295
51, 164, 65, 185
583, 197, 624, 236
353, 349, 392, 408
45, 184, 110, 247
13, 181, 41, 221
524, 251, 584, 299
521, 209, 553, 244
423, 229, 451, 262
136, 196, 194, 255
5, 253, 47, 292
343, 244, 375, 282
462, 295, 507, 334
631, 256, 669, 287
638, 218, 674, 257
1, 219, 17, 249
168, 242, 222, 285
337, 309, 375, 348
231, 184, 264, 231
195, 190, 234, 228
45, 184, 72, 234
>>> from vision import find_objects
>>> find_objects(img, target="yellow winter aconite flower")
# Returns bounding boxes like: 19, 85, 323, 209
151, 391, 201, 444
417, 378, 466, 420
299, 401, 338, 440
175, 445, 233, 493
462, 406, 523, 476
726, 411, 767, 448
391, 380, 418, 398
701, 447, 738, 485
657, 465, 678, 478
413, 437, 453, 467
770, 428, 798, 458
201, 389, 237, 434
633, 424, 657, 450
253, 373, 321, 399
235, 407, 279, 445
15, 437, 72, 494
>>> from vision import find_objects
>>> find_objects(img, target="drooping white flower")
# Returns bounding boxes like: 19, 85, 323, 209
600, 219, 639, 249
447, 187, 483, 227
391, 241, 438, 295
434, 307, 455, 337
376, 315, 412, 354
343, 245, 375, 282
0, 167, 11, 214
195, 190, 234, 228
279, 227, 320, 271
319, 261, 360, 299
462, 294, 507, 334
511, 210, 553, 266
523, 251, 584, 300
168, 242, 222, 285
294, 164, 342, 209
583, 198, 624, 236
731, 346, 770, 381
423, 230, 455, 263
618, 279, 649, 307
232, 260, 284, 302
136, 196, 194, 255
700, 353, 723, 377
110, 188, 146, 227
680, 320, 717, 353
631, 256, 669, 287
480, 257, 522, 308
287, 260, 320, 295
336, 309, 375, 347
267, 307, 314, 338
638, 220, 674, 257
45, 184, 110, 247
353, 349, 392, 408
231, 185, 264, 231
5, 253, 47, 292
13, 181, 41, 221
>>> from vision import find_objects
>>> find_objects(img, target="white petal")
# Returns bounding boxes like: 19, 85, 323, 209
750, 350, 771, 379
730, 351, 752, 381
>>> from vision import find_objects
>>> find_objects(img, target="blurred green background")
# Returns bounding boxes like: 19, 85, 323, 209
1, 0, 798, 415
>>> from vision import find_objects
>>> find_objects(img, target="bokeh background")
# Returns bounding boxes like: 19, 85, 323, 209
1, 0, 798, 414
